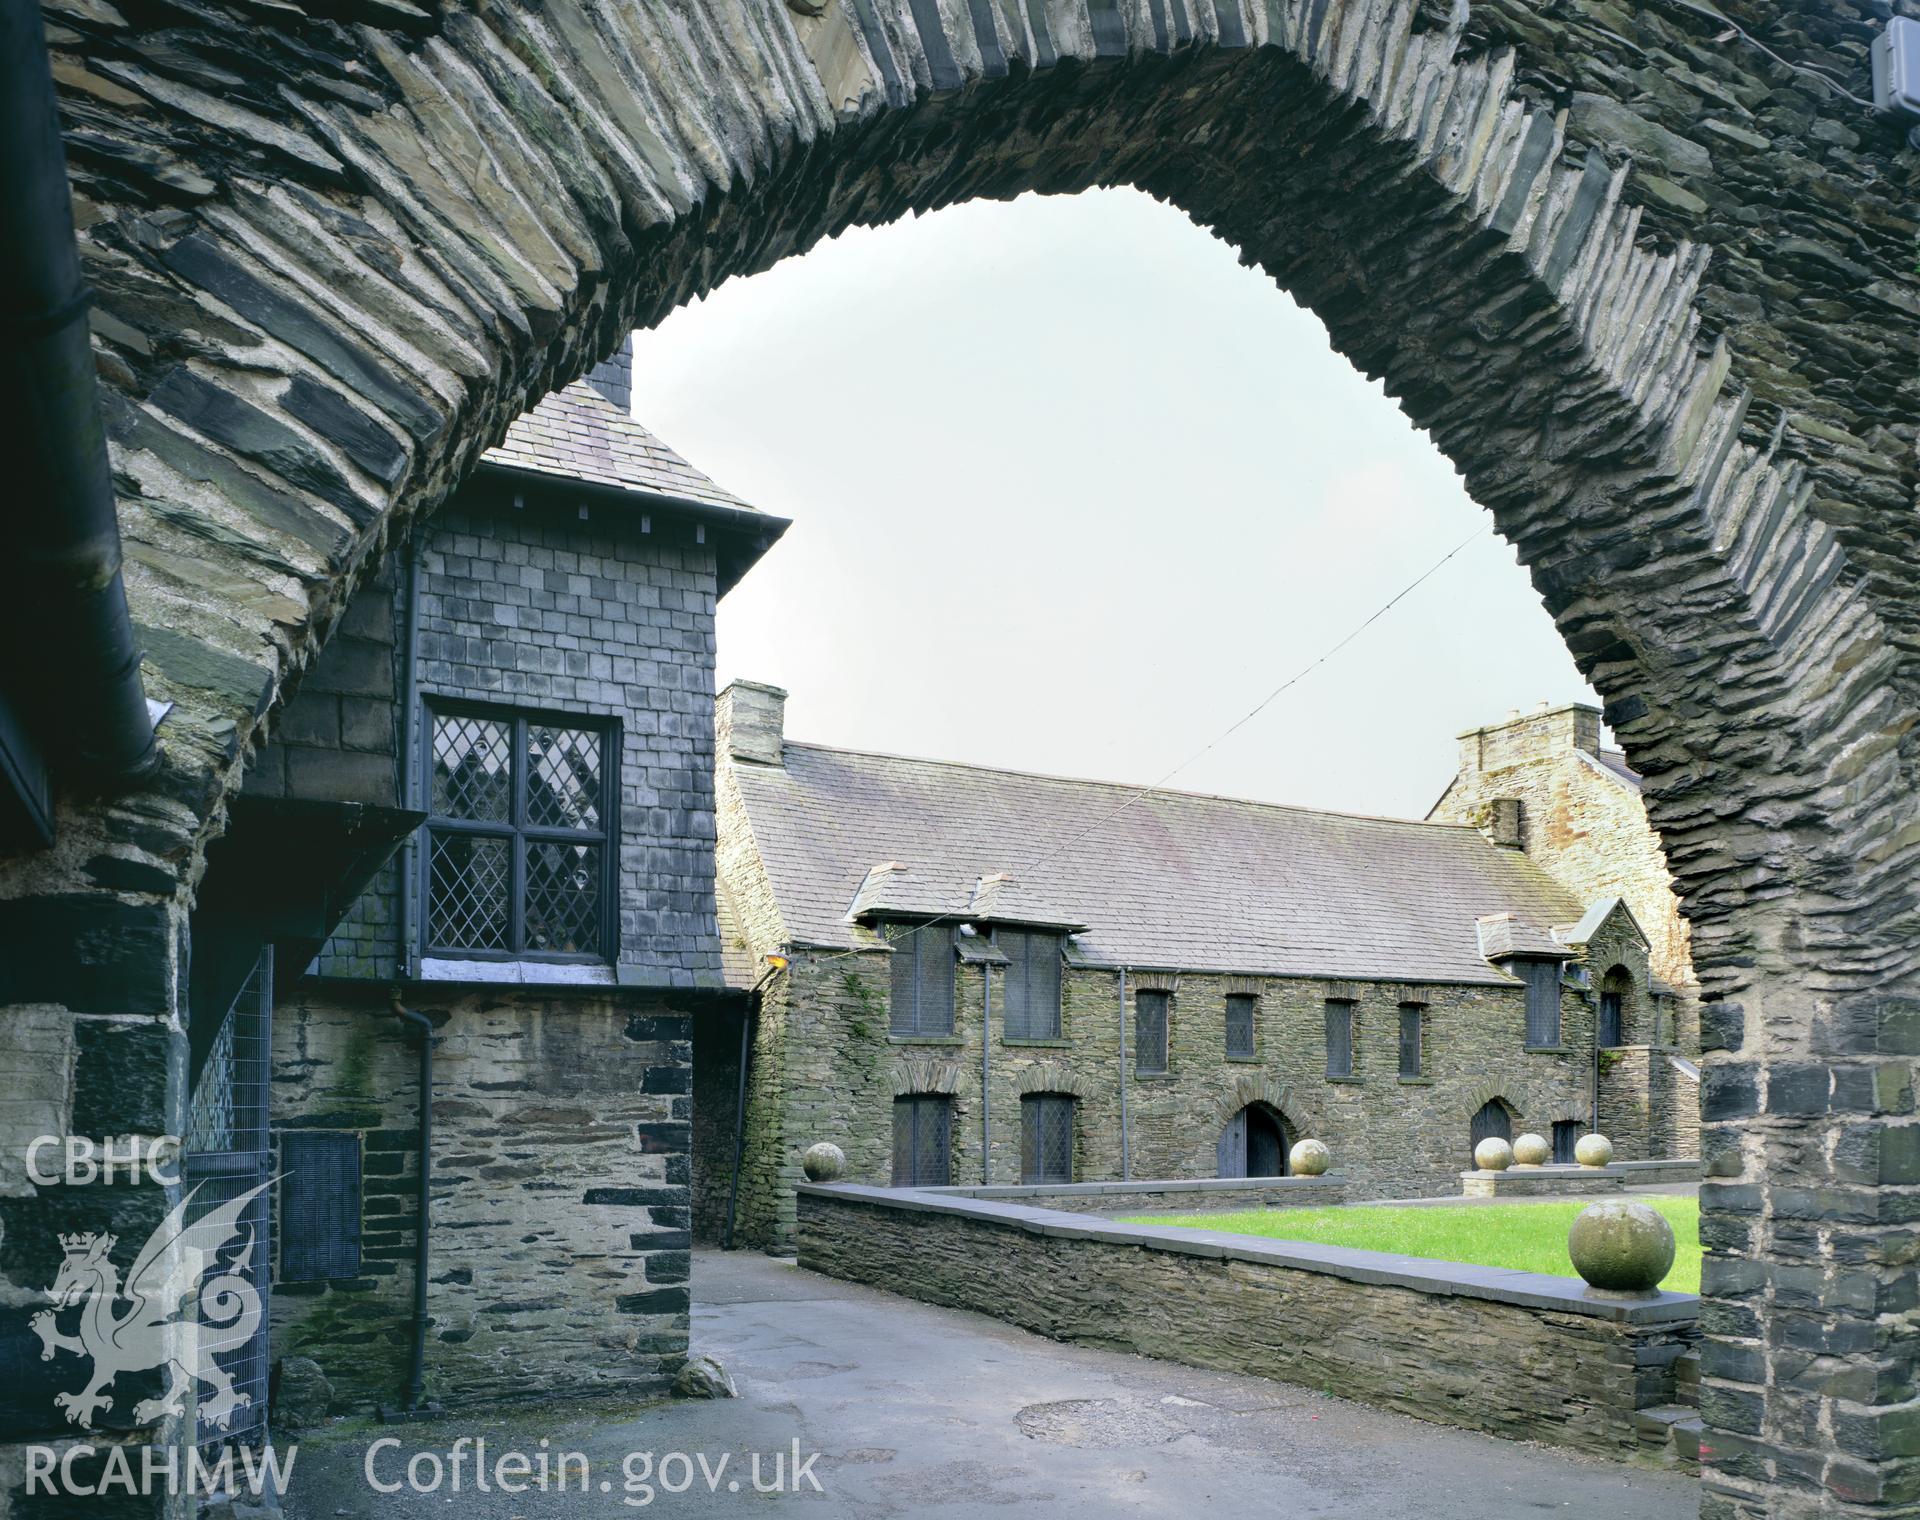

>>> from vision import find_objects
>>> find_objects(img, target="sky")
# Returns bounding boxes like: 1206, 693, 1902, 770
631, 187, 1600, 822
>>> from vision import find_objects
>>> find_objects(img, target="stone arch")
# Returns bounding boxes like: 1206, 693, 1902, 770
1014, 1063, 1093, 1101
1461, 1081, 1522, 1122
1213, 1071, 1316, 1138
889, 1056, 964, 1098
9, 4, 1917, 1509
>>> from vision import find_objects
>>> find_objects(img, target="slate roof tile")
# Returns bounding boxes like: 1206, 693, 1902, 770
731, 743, 1588, 985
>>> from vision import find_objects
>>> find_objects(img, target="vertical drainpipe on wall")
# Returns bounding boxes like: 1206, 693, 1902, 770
386, 994, 436, 1418
1117, 967, 1131, 1181
981, 963, 992, 1185
396, 533, 425, 980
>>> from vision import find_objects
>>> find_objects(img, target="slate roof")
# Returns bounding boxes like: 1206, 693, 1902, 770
1589, 748, 1642, 789
730, 743, 1590, 985
482, 380, 757, 513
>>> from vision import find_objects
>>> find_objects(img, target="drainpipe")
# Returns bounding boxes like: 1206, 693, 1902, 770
723, 996, 755, 1251
388, 994, 434, 1414
396, 535, 425, 979
1117, 967, 1131, 1181
1, 1, 157, 788
980, 963, 992, 1184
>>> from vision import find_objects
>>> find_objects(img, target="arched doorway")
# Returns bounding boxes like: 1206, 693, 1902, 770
1218, 1103, 1292, 1179
1469, 1099, 1514, 1168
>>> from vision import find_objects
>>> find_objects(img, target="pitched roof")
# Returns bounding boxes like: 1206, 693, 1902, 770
481, 380, 756, 513
728, 743, 1588, 985
1588, 747, 1642, 790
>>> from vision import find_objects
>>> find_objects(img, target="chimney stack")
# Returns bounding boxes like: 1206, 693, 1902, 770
1484, 797, 1524, 849
717, 680, 787, 767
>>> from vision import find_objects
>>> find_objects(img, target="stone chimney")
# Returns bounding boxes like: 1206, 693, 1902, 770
717, 680, 787, 767
1456, 702, 1601, 777
584, 332, 633, 415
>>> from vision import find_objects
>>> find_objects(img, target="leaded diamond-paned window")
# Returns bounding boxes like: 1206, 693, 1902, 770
1021, 1094, 1074, 1185
423, 705, 615, 961
998, 929, 1062, 1040
1225, 994, 1257, 1059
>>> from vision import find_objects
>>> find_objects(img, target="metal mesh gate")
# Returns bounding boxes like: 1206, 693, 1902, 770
183, 947, 273, 1449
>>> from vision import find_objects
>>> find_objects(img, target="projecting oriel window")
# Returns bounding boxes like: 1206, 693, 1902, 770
1399, 1004, 1423, 1078
887, 922, 956, 1037
1325, 999, 1355, 1078
892, 1094, 952, 1187
1021, 1094, 1074, 1185
1519, 959, 1563, 1047
423, 704, 615, 960
1134, 990, 1170, 1076
999, 929, 1063, 1040
1225, 994, 1257, 1060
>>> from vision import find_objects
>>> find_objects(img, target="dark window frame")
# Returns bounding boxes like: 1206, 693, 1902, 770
998, 927, 1063, 1040
1552, 1119, 1581, 1164
1325, 999, 1355, 1078
1020, 1093, 1075, 1184
1598, 965, 1631, 1048
891, 1094, 952, 1186
1224, 993, 1257, 1060
420, 699, 619, 964
1134, 989, 1171, 1076
1398, 1003, 1423, 1078
887, 920, 957, 1037
1519, 958, 1563, 1047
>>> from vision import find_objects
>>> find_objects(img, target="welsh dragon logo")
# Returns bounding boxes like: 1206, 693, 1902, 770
31, 1180, 271, 1431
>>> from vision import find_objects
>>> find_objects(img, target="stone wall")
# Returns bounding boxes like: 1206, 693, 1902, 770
269, 983, 694, 1412
797, 1184, 1699, 1462
715, 918, 1668, 1252
928, 1174, 1348, 1215
1431, 704, 1699, 1035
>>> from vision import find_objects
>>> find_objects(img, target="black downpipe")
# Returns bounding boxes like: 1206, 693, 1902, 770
389, 994, 435, 1412
1, 0, 155, 784
722, 997, 755, 1251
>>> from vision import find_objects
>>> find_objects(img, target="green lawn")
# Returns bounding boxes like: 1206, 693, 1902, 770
1119, 1195, 1701, 1293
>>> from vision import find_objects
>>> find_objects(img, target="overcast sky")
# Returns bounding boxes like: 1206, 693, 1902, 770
631, 188, 1599, 822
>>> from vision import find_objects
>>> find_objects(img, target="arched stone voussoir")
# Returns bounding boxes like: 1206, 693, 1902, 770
1014, 1063, 1094, 1101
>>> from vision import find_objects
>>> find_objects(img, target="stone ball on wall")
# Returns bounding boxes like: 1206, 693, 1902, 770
1574, 1133, 1614, 1169
801, 1142, 847, 1182
1511, 1133, 1550, 1167
1473, 1137, 1514, 1172
1289, 1138, 1331, 1176
1568, 1200, 1675, 1294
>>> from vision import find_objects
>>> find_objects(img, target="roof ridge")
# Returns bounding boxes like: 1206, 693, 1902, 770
776, 739, 1483, 833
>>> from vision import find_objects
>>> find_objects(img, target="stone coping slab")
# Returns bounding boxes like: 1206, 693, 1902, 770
797, 1183, 1698, 1325
927, 1174, 1346, 1201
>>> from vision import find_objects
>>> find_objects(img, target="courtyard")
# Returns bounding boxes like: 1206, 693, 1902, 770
1123, 1192, 1703, 1292
282, 1250, 1698, 1519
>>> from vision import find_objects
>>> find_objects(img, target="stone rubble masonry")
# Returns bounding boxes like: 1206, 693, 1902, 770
5, 0, 1915, 1511
796, 1184, 1700, 1463
270, 983, 694, 1413
1430, 703, 1700, 1047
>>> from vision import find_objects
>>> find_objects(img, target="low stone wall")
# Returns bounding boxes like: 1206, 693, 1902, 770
1461, 1159, 1701, 1198
927, 1173, 1347, 1215
797, 1184, 1698, 1462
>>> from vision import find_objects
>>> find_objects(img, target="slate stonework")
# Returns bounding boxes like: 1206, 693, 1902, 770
270, 984, 694, 1411
2, 1, 1915, 1511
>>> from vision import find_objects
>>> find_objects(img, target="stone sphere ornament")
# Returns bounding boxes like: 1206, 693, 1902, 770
1289, 1139, 1331, 1177
1568, 1200, 1675, 1294
1473, 1136, 1514, 1172
1574, 1132, 1615, 1169
801, 1142, 847, 1182
1511, 1132, 1550, 1168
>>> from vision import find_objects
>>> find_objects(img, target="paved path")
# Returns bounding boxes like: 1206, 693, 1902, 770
284, 1250, 1698, 1519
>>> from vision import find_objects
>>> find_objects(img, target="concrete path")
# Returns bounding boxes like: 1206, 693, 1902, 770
283, 1249, 1699, 1519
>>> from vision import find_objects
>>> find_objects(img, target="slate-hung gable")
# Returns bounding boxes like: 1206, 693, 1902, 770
250, 342, 787, 1414
705, 683, 1697, 1252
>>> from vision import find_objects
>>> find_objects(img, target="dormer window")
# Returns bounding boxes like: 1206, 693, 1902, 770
886, 921, 955, 1037
998, 928, 1062, 1040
